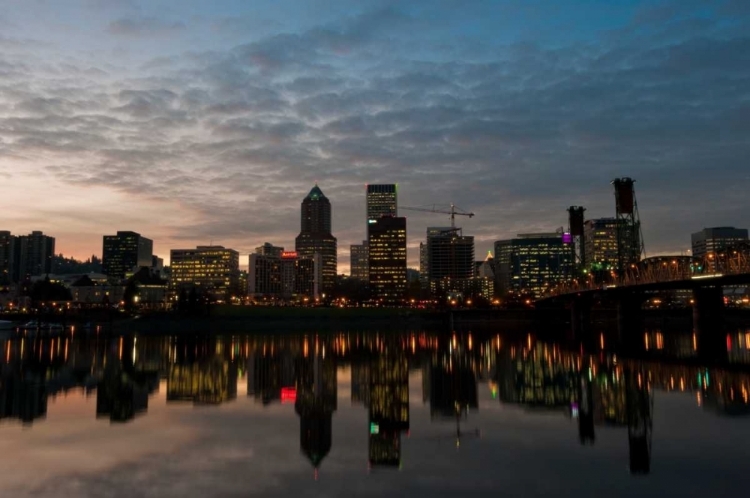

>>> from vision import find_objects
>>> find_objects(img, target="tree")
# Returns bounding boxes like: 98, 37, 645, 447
30, 276, 72, 307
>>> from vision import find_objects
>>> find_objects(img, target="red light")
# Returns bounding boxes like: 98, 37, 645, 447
281, 251, 298, 259
281, 387, 297, 403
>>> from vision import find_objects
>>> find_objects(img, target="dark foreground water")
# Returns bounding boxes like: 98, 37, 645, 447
2, 328, 750, 497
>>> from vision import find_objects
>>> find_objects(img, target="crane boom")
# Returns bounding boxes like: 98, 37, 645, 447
401, 204, 475, 228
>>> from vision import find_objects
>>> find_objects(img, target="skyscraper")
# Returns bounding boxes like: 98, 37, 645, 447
350, 241, 369, 281
426, 228, 474, 295
102, 231, 154, 280
366, 184, 398, 224
295, 185, 337, 293
12, 231, 55, 282
368, 216, 407, 301
583, 218, 620, 271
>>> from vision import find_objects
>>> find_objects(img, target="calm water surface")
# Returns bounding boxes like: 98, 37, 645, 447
1, 329, 750, 497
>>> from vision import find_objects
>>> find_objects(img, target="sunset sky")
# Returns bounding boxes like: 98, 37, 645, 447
1, 0, 749, 271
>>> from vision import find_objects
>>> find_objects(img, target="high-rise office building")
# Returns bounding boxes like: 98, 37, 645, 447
584, 218, 620, 271
0, 231, 13, 287
426, 228, 475, 295
169, 245, 240, 302
255, 242, 284, 258
248, 253, 283, 297
420, 227, 452, 291
494, 233, 572, 297
11, 231, 55, 282
366, 184, 398, 224
691, 227, 748, 259
295, 185, 337, 294
102, 231, 153, 280
368, 216, 407, 301
350, 241, 369, 281
248, 251, 320, 300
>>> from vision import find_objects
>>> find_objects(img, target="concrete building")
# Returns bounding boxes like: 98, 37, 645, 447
494, 233, 572, 298
295, 185, 337, 294
102, 231, 153, 280
350, 241, 369, 281
169, 245, 240, 302
368, 216, 407, 302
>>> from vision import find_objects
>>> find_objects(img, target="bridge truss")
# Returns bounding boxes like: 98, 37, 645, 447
545, 242, 750, 297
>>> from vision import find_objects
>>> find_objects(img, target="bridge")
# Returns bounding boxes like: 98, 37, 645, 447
545, 242, 750, 297
538, 242, 750, 355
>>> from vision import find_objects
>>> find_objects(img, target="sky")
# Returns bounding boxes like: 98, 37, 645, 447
1, 0, 749, 271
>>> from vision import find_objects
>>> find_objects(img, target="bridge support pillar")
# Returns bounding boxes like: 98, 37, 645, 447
570, 294, 593, 342
693, 286, 725, 362
617, 293, 644, 354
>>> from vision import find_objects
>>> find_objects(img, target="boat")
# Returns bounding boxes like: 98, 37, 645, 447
0, 320, 14, 330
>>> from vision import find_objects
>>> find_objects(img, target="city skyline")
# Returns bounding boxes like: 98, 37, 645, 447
2, 1, 749, 272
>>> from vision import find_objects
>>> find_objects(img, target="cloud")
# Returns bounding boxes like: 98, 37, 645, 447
107, 17, 187, 37
1, 2, 749, 265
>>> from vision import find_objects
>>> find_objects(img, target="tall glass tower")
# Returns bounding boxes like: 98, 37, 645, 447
295, 185, 337, 293
366, 184, 398, 224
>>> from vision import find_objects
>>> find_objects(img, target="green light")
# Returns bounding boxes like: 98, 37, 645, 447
370, 422, 379, 434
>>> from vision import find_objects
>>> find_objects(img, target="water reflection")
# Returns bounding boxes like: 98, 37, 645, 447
1, 329, 750, 478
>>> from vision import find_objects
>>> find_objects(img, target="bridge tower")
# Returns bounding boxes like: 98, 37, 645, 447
612, 178, 645, 276
567, 206, 586, 277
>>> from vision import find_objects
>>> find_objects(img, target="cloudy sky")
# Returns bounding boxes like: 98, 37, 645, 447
1, 0, 749, 271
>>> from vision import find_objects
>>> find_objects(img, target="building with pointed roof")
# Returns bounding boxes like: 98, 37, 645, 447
295, 185, 337, 294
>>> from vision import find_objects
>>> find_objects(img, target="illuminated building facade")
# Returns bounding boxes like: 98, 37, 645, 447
9, 231, 55, 282
494, 233, 572, 297
295, 185, 337, 293
102, 231, 154, 280
248, 253, 282, 297
248, 252, 320, 300
368, 216, 407, 301
169, 245, 240, 302
583, 218, 619, 271
366, 184, 398, 223
691, 227, 748, 271
350, 241, 369, 281
426, 228, 475, 296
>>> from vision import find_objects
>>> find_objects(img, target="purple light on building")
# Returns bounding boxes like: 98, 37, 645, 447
562, 232, 572, 244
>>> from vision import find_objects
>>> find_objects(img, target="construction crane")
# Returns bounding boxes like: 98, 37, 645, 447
400, 204, 475, 229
